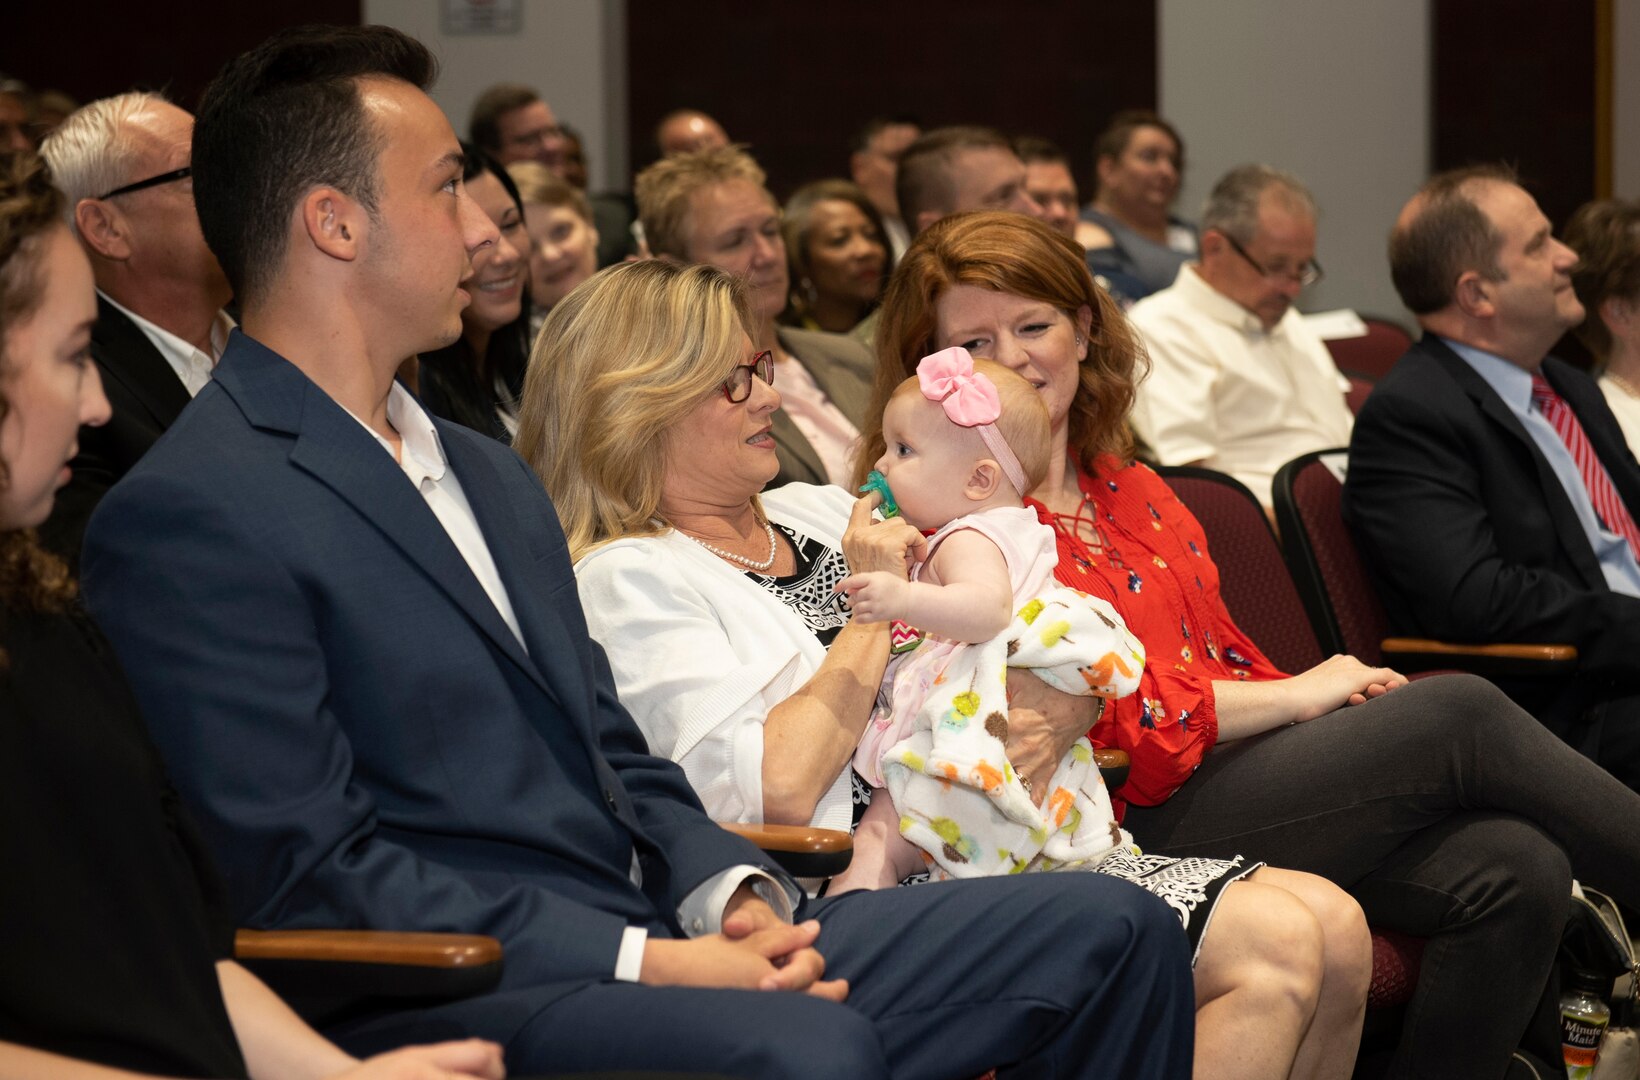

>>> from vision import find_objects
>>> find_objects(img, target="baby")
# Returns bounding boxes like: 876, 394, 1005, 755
833, 347, 1146, 891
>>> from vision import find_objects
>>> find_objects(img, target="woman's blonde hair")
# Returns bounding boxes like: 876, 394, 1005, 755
506, 159, 593, 223
633, 144, 770, 260
515, 259, 755, 561
859, 210, 1148, 487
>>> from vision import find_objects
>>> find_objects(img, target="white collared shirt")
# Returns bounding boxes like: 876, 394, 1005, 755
345, 384, 793, 980
1130, 265, 1354, 507
98, 290, 234, 397
344, 382, 526, 646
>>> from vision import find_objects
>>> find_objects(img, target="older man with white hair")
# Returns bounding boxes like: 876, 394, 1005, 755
38, 92, 233, 567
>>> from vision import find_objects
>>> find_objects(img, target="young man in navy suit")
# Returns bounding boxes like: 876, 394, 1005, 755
81, 24, 1194, 1078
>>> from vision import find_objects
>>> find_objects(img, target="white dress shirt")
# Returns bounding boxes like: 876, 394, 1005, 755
347, 383, 792, 981
1129, 265, 1354, 506
98, 290, 234, 397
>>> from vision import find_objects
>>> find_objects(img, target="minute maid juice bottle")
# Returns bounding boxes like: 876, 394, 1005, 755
1561, 968, 1613, 1079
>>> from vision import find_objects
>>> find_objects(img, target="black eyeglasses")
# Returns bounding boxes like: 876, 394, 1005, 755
97, 166, 191, 200
722, 350, 775, 403
1221, 231, 1323, 288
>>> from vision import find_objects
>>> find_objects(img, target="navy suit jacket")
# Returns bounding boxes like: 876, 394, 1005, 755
81, 331, 782, 1038
1344, 334, 1640, 687
40, 295, 194, 570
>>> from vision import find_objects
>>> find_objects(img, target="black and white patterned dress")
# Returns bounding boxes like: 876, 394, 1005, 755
749, 523, 1257, 962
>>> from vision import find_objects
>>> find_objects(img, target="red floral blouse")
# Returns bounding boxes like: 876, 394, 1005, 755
1028, 456, 1288, 817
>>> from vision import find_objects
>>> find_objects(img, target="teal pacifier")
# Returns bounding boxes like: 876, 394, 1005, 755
859, 470, 899, 518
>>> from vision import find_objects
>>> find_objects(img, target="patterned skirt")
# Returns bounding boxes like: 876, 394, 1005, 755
1090, 848, 1261, 965
851, 770, 1259, 964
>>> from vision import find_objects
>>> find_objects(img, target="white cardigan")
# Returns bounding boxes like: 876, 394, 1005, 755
574, 483, 858, 832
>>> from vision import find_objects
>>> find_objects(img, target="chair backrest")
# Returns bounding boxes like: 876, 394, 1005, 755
1271, 449, 1390, 663
1343, 371, 1376, 415
1155, 465, 1325, 674
1322, 316, 1414, 380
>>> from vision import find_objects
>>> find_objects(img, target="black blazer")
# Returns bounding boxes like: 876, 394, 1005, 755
39, 295, 194, 569
1343, 333, 1640, 682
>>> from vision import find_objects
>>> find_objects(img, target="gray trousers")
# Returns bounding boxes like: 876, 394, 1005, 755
1123, 673, 1640, 1080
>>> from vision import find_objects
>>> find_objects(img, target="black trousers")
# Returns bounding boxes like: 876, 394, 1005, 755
1124, 673, 1640, 1080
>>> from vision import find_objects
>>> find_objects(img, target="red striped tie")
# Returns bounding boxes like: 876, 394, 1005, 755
1530, 373, 1640, 556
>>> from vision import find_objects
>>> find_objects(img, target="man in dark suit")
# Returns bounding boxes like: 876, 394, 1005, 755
36, 92, 234, 568
1345, 164, 1640, 787
81, 25, 1193, 1078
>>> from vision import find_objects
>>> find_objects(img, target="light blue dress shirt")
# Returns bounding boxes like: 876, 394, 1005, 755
1446, 337, 1640, 598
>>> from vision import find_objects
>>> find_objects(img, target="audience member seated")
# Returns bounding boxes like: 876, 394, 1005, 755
416, 146, 529, 443
1565, 197, 1640, 450
506, 160, 599, 339
0, 148, 506, 1080
655, 108, 729, 157
780, 178, 888, 335
895, 125, 1044, 238
858, 208, 1640, 1078
848, 116, 921, 260
522, 256, 1371, 1080
556, 121, 590, 190
1080, 110, 1197, 296
1129, 164, 1351, 509
1013, 135, 1097, 250
635, 145, 874, 487
851, 125, 1047, 346
1015, 134, 1153, 306
468, 82, 567, 175
0, 79, 31, 151
37, 92, 235, 568
82, 29, 1200, 1078
1346, 165, 1640, 790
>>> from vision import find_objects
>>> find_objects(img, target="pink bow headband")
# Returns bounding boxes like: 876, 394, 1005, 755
916, 347, 1028, 495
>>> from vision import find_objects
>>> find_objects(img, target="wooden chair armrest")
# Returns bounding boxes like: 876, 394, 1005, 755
234, 929, 501, 968
719, 821, 853, 878
1381, 637, 1578, 678
718, 821, 853, 854
1094, 748, 1130, 792
234, 930, 504, 1024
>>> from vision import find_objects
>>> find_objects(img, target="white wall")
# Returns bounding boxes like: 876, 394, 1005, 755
1616, 1, 1640, 198
1158, 0, 1430, 325
363, 0, 626, 191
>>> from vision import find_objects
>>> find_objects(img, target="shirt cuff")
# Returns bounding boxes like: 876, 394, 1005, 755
614, 925, 648, 982
676, 864, 797, 936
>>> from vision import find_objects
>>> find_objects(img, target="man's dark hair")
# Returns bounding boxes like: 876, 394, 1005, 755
895, 125, 1011, 231
1012, 135, 1069, 167
192, 24, 437, 304
1389, 163, 1518, 316
469, 82, 539, 156
851, 115, 921, 155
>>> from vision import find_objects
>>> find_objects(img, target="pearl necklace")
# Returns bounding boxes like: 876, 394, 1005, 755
685, 519, 780, 571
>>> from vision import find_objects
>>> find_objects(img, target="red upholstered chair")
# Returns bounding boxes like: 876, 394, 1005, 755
1343, 371, 1376, 415
1271, 449, 1577, 678
1321, 316, 1414, 381
1153, 466, 1324, 675
1154, 464, 1423, 1010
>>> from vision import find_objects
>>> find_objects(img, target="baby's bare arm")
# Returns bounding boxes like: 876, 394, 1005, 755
838, 530, 1013, 641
